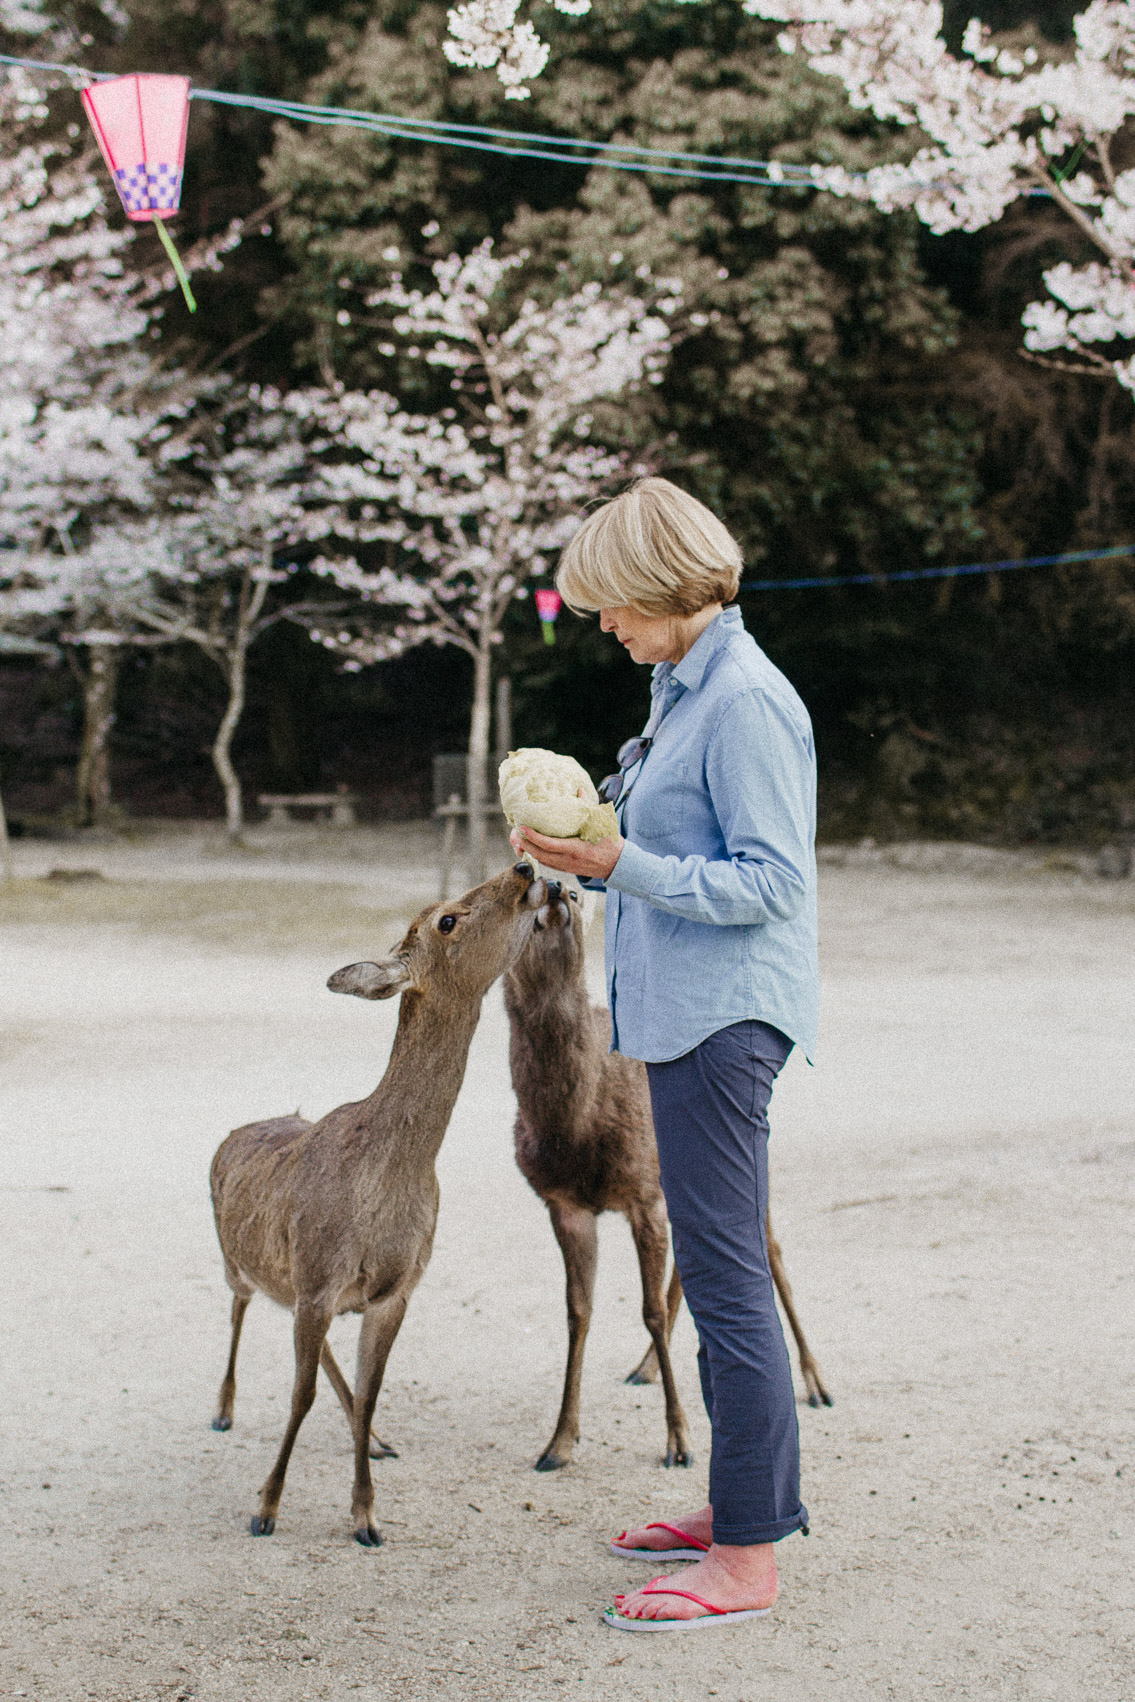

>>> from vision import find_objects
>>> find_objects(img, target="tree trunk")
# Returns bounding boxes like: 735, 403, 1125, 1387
213, 648, 247, 842
75, 642, 120, 829
494, 673, 512, 776
466, 634, 494, 887
0, 778, 12, 883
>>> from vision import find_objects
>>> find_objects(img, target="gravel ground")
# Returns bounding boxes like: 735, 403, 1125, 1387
0, 824, 1132, 1702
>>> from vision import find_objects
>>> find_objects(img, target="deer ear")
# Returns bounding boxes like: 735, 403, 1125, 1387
327, 958, 411, 1000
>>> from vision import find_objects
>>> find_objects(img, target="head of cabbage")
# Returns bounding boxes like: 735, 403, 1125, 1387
498, 748, 619, 844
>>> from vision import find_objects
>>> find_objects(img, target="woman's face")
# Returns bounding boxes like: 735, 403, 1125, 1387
599, 605, 678, 665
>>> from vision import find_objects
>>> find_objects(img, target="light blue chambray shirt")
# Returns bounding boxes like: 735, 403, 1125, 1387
602, 606, 818, 1064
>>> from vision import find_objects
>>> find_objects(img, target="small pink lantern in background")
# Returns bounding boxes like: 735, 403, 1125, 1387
535, 587, 562, 646
81, 73, 196, 313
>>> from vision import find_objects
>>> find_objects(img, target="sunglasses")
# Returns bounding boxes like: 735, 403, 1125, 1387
598, 736, 653, 805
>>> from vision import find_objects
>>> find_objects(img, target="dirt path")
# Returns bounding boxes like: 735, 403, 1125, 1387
1, 831, 1132, 1701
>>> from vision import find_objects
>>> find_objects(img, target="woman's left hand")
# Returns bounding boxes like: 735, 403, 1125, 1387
510, 825, 624, 881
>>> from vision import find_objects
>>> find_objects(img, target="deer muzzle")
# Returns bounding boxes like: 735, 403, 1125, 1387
515, 861, 549, 910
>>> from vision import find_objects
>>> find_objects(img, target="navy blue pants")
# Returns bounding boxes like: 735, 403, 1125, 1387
646, 1020, 808, 1546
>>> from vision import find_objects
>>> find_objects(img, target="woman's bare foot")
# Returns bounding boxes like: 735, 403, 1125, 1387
613, 1543, 778, 1622
614, 1505, 713, 1551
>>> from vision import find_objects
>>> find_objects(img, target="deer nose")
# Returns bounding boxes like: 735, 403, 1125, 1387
513, 859, 536, 879
546, 880, 563, 900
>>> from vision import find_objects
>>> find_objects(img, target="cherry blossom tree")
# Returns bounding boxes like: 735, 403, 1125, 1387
444, 0, 590, 99
442, 0, 1135, 388
1, 526, 183, 826
133, 390, 352, 842
296, 240, 678, 881
0, 66, 201, 824
1, 36, 261, 817
0, 76, 154, 538
736, 0, 1135, 389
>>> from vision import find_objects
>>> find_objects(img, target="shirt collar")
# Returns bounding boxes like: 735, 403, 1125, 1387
657, 606, 739, 694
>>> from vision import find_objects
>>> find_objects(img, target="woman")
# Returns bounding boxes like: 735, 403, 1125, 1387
512, 477, 818, 1631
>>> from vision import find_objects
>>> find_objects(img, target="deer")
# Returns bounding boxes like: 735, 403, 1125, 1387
208, 859, 549, 1547
503, 880, 831, 1474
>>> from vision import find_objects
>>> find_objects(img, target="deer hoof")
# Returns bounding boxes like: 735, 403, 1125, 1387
624, 1369, 654, 1386
211, 1415, 232, 1432
354, 1523, 383, 1548
663, 1445, 693, 1469
250, 1514, 275, 1536
806, 1388, 834, 1409
369, 1435, 399, 1460
534, 1450, 569, 1472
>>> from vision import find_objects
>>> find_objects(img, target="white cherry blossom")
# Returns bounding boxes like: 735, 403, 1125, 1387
444, 0, 591, 97
443, 0, 1135, 386
742, 0, 1135, 387
299, 241, 677, 880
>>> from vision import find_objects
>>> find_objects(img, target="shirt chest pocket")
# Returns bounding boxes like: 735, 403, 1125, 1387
626, 759, 692, 844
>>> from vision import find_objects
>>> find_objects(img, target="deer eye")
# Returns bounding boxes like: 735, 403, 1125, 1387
437, 914, 458, 934
567, 889, 579, 902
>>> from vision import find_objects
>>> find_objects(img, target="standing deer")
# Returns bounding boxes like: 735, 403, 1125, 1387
504, 881, 831, 1473
209, 860, 549, 1546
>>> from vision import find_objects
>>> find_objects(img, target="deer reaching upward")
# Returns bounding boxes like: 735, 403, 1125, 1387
209, 860, 549, 1546
504, 881, 830, 1473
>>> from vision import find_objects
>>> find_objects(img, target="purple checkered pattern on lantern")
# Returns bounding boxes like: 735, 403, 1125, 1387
114, 162, 183, 214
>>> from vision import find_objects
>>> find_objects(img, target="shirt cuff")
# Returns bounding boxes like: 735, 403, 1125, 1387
606, 837, 664, 898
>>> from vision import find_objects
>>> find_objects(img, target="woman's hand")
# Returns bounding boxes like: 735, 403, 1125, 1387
509, 825, 624, 882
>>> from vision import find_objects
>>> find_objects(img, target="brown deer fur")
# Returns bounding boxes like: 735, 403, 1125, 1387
504, 884, 831, 1472
209, 861, 549, 1546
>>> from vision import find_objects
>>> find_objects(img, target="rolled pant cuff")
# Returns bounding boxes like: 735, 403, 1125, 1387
713, 1506, 809, 1546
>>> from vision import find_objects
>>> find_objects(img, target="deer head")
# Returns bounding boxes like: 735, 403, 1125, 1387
328, 862, 549, 1005
504, 878, 586, 1004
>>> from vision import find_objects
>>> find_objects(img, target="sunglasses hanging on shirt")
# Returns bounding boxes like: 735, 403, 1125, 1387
598, 736, 653, 806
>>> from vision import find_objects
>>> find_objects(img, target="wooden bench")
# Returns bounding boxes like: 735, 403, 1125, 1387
258, 791, 359, 828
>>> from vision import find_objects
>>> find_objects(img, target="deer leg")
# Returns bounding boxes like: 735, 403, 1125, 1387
320, 1343, 399, 1460
767, 1210, 832, 1408
625, 1262, 683, 1385
252, 1300, 331, 1536
536, 1202, 598, 1472
350, 1291, 411, 1547
212, 1293, 250, 1431
629, 1204, 692, 1468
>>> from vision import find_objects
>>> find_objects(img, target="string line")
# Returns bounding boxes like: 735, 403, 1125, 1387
0, 51, 931, 190
741, 543, 1135, 591
193, 86, 820, 172
195, 93, 797, 184
0, 51, 1064, 194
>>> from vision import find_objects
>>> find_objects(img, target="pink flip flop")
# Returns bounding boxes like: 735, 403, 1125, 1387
603, 1578, 772, 1632
609, 1521, 711, 1562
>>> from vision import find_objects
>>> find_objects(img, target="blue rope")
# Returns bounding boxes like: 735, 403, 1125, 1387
193, 89, 801, 184
0, 50, 1063, 194
741, 543, 1135, 591
0, 51, 871, 189
0, 49, 1070, 198
191, 86, 819, 177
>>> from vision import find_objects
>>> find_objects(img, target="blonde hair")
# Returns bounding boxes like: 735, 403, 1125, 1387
557, 477, 743, 616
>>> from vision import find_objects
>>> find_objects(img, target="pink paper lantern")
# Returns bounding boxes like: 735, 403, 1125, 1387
534, 586, 563, 646
81, 74, 190, 222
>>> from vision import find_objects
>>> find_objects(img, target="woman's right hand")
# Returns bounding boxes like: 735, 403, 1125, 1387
510, 824, 624, 881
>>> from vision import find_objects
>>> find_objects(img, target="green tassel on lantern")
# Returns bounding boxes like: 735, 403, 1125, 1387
154, 217, 197, 313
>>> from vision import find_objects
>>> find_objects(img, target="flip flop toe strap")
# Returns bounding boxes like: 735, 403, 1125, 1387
639, 1586, 726, 1616
643, 1522, 710, 1551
